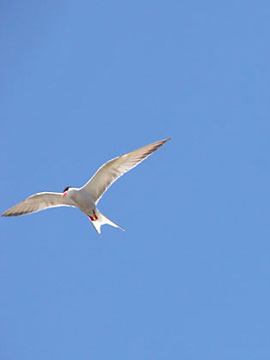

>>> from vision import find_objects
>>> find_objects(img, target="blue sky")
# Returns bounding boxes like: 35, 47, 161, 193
1, 1, 270, 359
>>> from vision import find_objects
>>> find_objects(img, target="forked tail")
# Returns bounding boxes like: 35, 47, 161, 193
89, 208, 124, 234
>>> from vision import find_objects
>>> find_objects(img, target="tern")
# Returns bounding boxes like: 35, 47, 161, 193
2, 138, 171, 233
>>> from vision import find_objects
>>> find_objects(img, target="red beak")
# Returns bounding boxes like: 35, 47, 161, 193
62, 192, 67, 198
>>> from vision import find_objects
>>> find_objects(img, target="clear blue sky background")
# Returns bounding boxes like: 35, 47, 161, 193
1, 1, 270, 359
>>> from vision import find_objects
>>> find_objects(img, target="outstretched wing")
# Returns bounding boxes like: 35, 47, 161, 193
81, 138, 171, 204
2, 192, 75, 217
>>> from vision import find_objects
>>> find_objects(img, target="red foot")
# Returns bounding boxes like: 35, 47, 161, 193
89, 210, 98, 222
93, 210, 98, 220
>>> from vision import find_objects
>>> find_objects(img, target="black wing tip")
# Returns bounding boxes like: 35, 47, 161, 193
2, 212, 19, 217
1, 209, 28, 217
154, 137, 172, 146
1, 211, 9, 217
160, 137, 172, 143
152, 137, 172, 149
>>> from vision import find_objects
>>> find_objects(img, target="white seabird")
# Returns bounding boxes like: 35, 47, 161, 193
2, 138, 171, 233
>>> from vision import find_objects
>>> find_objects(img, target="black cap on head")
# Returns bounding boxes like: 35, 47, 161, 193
63, 186, 71, 192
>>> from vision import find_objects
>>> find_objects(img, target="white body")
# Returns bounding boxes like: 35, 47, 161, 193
68, 188, 94, 215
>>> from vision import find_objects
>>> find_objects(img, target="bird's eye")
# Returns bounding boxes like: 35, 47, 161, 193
63, 186, 70, 192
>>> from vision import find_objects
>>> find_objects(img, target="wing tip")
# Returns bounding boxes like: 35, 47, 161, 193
148, 137, 172, 152
2, 211, 22, 217
1, 210, 10, 217
154, 137, 172, 147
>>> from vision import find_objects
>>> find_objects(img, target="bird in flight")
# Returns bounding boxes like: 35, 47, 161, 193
2, 138, 171, 233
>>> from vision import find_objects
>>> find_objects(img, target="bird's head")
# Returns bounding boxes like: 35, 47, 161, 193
62, 186, 72, 198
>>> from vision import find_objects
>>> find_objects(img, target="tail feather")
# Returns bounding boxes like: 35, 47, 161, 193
89, 209, 124, 234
